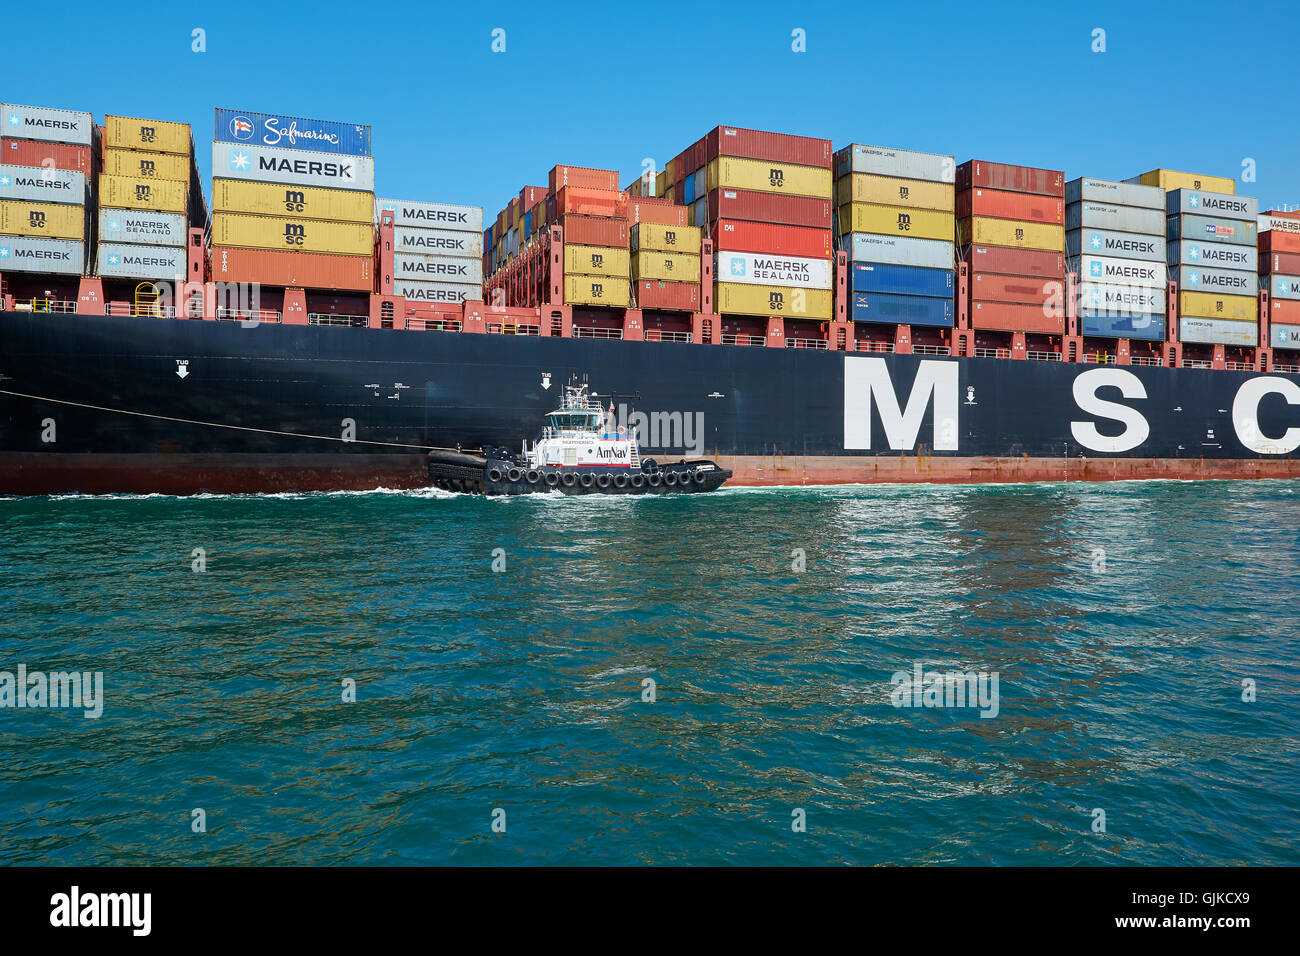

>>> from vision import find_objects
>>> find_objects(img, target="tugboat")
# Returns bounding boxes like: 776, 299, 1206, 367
427, 382, 732, 495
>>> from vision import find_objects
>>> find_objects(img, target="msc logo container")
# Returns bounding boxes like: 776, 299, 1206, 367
563, 245, 630, 277
632, 251, 701, 282
1178, 290, 1258, 322
563, 275, 630, 307
630, 222, 702, 253
715, 282, 832, 319
841, 203, 954, 242
104, 115, 191, 155
212, 178, 372, 223
0, 199, 84, 239
101, 148, 190, 182
835, 174, 955, 212
98, 175, 188, 214
706, 157, 832, 199
957, 217, 1063, 252
210, 213, 373, 256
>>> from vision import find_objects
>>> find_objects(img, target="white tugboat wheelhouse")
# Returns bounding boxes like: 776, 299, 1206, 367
523, 383, 640, 470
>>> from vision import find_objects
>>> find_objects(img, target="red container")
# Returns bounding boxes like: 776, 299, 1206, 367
549, 165, 619, 193
211, 246, 373, 292
1, 137, 93, 174
519, 186, 547, 211
959, 244, 1064, 278
637, 279, 701, 311
629, 200, 689, 226
705, 126, 832, 169
1271, 298, 1300, 324
713, 219, 832, 258
705, 188, 832, 229
956, 188, 1063, 224
1261, 230, 1300, 255
1264, 209, 1300, 220
969, 299, 1064, 334
1263, 251, 1300, 275
552, 186, 629, 220
957, 160, 1065, 198
560, 214, 628, 247
969, 272, 1062, 305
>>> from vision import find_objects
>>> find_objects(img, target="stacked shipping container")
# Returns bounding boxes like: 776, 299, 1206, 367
835, 144, 955, 329
629, 200, 701, 311
1064, 177, 1167, 342
1259, 209, 1300, 352
548, 166, 630, 308
955, 160, 1066, 337
1164, 187, 1259, 346
210, 109, 375, 292
0, 103, 94, 279
96, 114, 197, 283
377, 198, 484, 304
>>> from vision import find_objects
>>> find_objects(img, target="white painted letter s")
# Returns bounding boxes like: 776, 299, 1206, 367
1070, 368, 1149, 453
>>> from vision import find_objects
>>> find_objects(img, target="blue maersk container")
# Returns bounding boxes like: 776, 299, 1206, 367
851, 262, 954, 298
852, 291, 954, 327
1079, 310, 1166, 341
214, 108, 372, 156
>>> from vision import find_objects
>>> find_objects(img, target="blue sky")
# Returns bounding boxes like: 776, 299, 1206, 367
3, 0, 1296, 215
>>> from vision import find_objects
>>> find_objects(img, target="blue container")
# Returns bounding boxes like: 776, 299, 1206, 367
851, 262, 954, 298
215, 108, 371, 156
524, 211, 532, 237
483, 228, 493, 252
683, 172, 695, 204
852, 292, 954, 327
1079, 310, 1166, 341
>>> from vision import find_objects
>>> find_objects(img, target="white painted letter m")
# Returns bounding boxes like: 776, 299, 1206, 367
843, 356, 959, 450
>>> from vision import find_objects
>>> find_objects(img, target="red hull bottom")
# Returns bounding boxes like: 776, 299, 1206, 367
2, 452, 1299, 496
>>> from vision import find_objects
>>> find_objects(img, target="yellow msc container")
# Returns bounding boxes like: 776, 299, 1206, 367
835, 173, 954, 211
716, 282, 832, 319
632, 251, 701, 282
211, 213, 374, 256
563, 275, 630, 307
631, 222, 702, 253
98, 174, 187, 214
839, 203, 954, 242
1179, 290, 1258, 322
564, 245, 629, 277
707, 157, 833, 199
101, 148, 190, 182
211, 178, 373, 223
0, 200, 84, 240
1138, 169, 1235, 195
104, 115, 192, 155
957, 217, 1064, 252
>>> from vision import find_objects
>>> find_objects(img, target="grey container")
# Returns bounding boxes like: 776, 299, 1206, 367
375, 198, 483, 234
0, 165, 86, 205
393, 225, 482, 258
393, 252, 483, 285
1065, 177, 1163, 210
96, 242, 186, 281
0, 102, 93, 146
0, 234, 84, 274
1165, 188, 1257, 221
845, 232, 954, 270
1066, 227, 1165, 262
1065, 201, 1164, 235
1167, 214, 1257, 246
98, 208, 187, 247
1168, 265, 1257, 295
834, 144, 954, 183
1167, 240, 1258, 271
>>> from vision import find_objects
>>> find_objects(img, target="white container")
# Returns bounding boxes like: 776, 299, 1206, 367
1077, 254, 1167, 285
213, 141, 374, 191
0, 234, 83, 274
715, 250, 832, 289
836, 144, 953, 183
393, 225, 482, 258
1168, 265, 1256, 295
1165, 189, 1258, 221
847, 232, 953, 270
1077, 281, 1163, 316
1258, 214, 1300, 235
393, 252, 483, 285
1, 103, 93, 146
98, 208, 187, 246
1270, 323, 1300, 350
1179, 316, 1257, 347
394, 279, 481, 304
1066, 228, 1164, 261
1065, 202, 1164, 235
0, 164, 86, 205
375, 198, 482, 233
1167, 240, 1257, 271
1065, 177, 1163, 210
96, 242, 186, 280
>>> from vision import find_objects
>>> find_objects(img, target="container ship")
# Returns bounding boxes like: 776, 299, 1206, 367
2, 103, 1299, 496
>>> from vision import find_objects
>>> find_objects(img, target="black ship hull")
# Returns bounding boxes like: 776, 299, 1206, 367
2, 310, 1299, 495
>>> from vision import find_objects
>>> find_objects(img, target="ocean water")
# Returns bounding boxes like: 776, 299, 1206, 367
1, 480, 1297, 866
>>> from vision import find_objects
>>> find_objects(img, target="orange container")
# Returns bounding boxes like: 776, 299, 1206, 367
629, 199, 689, 226
1270, 298, 1300, 324
969, 299, 1064, 334
210, 246, 373, 292
1261, 230, 1300, 255
970, 272, 1062, 305
956, 188, 1064, 224
549, 165, 619, 192
1, 137, 93, 174
553, 187, 629, 219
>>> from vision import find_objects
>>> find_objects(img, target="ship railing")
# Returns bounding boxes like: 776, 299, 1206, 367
487, 322, 540, 336
13, 297, 78, 314
1129, 355, 1164, 367
215, 307, 281, 324
721, 333, 766, 346
406, 317, 462, 332
1026, 350, 1061, 362
1081, 353, 1117, 365
912, 344, 951, 356
786, 337, 829, 349
973, 347, 1009, 359
1184, 359, 1212, 369
1274, 362, 1300, 374
308, 312, 368, 328
574, 326, 623, 339
853, 340, 895, 354
645, 330, 692, 343
1225, 360, 1254, 371
107, 302, 176, 318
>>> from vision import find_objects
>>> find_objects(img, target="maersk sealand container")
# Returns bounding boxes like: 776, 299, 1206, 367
215, 108, 371, 156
